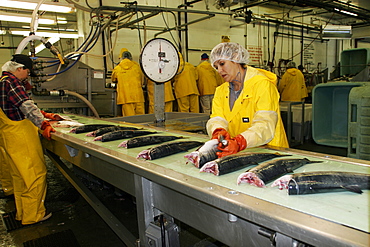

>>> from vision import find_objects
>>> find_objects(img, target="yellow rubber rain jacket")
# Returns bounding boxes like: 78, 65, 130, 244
173, 62, 199, 99
147, 79, 175, 113
196, 61, 224, 96
0, 108, 47, 224
278, 68, 308, 102
207, 66, 289, 148
147, 79, 175, 104
112, 59, 144, 105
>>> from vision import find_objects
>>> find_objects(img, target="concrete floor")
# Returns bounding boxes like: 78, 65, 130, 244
0, 139, 347, 247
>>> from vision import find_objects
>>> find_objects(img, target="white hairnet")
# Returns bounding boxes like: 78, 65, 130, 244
210, 42, 250, 67
1, 61, 24, 73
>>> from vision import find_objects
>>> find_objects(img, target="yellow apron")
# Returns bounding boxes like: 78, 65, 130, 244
0, 146, 13, 196
0, 108, 47, 224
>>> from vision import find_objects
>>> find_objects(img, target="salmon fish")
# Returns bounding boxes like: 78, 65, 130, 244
237, 158, 322, 187
137, 141, 203, 160
70, 124, 115, 133
86, 126, 140, 137
118, 135, 184, 148
184, 139, 219, 168
94, 130, 156, 142
200, 152, 290, 176
272, 171, 370, 195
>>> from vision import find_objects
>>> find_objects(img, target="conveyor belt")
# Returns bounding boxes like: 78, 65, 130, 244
43, 114, 370, 247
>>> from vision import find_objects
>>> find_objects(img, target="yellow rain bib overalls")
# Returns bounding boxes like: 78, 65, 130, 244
0, 107, 47, 225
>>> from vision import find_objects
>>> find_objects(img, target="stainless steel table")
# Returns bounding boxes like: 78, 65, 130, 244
41, 114, 370, 247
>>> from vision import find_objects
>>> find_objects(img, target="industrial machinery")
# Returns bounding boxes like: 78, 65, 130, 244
30, 57, 112, 117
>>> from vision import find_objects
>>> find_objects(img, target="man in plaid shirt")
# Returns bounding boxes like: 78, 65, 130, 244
0, 54, 62, 225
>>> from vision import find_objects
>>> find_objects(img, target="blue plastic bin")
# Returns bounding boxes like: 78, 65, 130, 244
312, 82, 362, 148
340, 48, 370, 76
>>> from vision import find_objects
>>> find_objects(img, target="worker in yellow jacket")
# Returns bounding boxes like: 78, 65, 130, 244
0, 54, 61, 224
147, 79, 175, 113
173, 61, 200, 113
206, 42, 289, 158
278, 61, 308, 102
196, 53, 224, 114
112, 48, 145, 116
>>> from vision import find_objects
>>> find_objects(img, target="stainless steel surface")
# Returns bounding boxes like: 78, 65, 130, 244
109, 112, 210, 133
41, 114, 370, 247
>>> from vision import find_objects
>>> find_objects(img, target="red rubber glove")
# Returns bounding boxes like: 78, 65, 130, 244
211, 128, 230, 140
40, 110, 64, 121
216, 134, 247, 158
41, 120, 56, 140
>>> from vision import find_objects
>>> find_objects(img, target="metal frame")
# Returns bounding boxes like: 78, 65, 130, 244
41, 121, 369, 247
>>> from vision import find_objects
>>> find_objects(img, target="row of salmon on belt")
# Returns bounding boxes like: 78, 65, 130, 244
69, 124, 370, 196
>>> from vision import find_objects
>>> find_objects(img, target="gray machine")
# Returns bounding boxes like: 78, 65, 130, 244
30, 57, 117, 116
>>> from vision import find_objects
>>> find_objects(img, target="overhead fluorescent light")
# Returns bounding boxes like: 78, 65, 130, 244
0, 12, 57, 24
322, 25, 352, 39
334, 8, 358, 17
1, 0, 75, 13
11, 30, 80, 39
35, 36, 60, 54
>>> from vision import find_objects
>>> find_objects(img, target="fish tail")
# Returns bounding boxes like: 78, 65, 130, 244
343, 185, 363, 194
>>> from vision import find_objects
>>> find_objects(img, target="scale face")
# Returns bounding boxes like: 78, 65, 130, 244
139, 38, 179, 83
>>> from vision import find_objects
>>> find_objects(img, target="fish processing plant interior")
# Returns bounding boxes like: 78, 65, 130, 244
0, 0, 370, 247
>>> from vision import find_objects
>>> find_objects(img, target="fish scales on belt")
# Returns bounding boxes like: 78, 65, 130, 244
200, 152, 290, 176
70, 124, 115, 133
272, 171, 370, 195
86, 126, 140, 137
137, 141, 203, 160
94, 130, 156, 142
237, 158, 323, 187
184, 139, 219, 168
118, 135, 184, 148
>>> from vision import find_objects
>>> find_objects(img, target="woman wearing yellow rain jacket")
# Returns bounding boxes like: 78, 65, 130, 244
112, 49, 145, 116
206, 42, 289, 158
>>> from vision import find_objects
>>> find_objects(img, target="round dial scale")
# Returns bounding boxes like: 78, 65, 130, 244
139, 38, 180, 83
